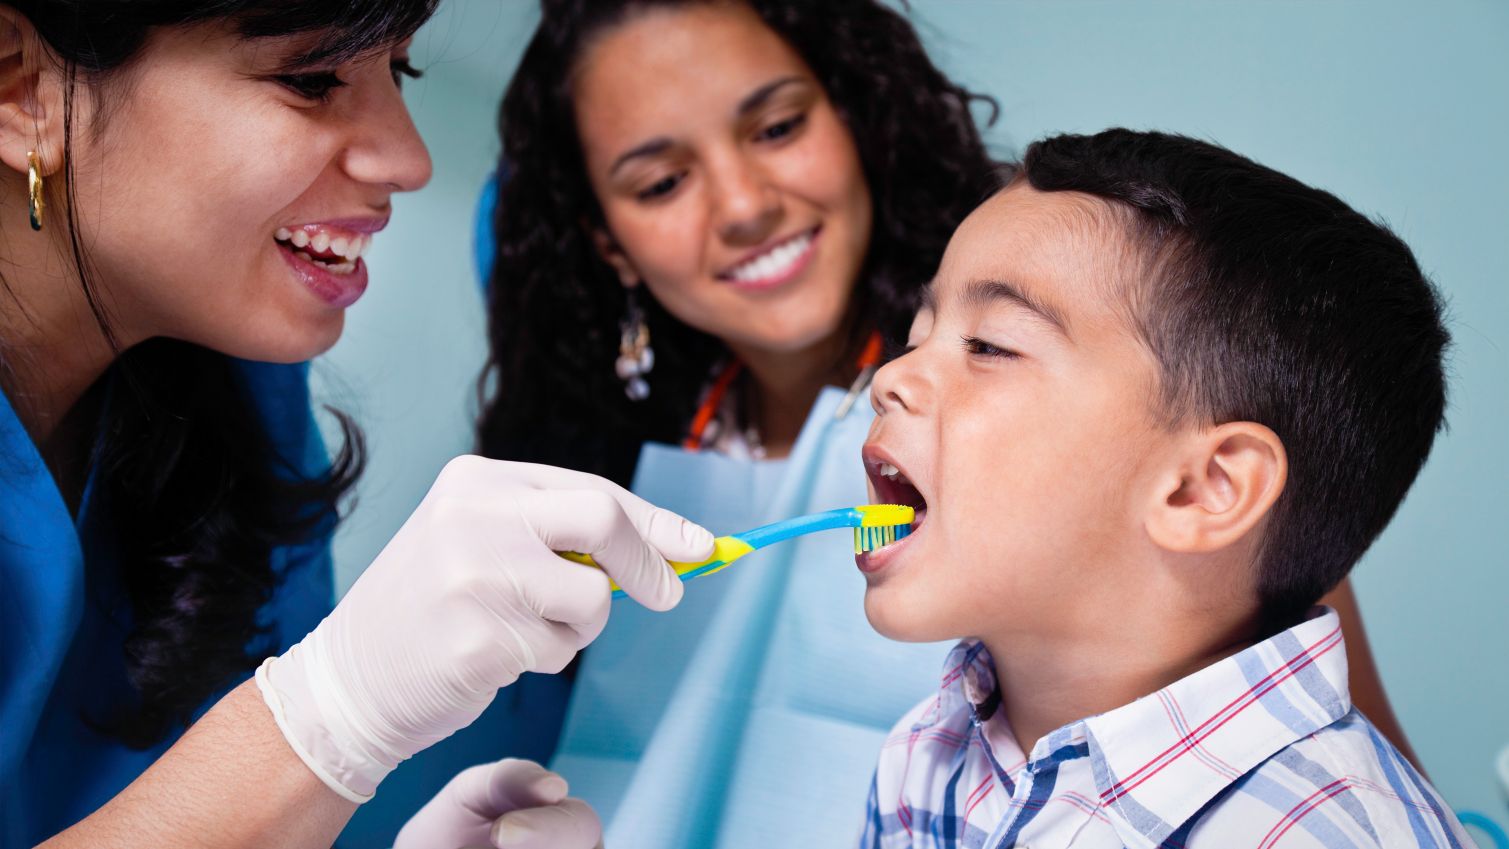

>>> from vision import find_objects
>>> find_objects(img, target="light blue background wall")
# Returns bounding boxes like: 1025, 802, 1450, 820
317, 0, 1509, 829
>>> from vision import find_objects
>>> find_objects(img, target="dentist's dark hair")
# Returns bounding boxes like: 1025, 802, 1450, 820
478, 0, 1001, 485
2, 0, 437, 748
1018, 129, 1450, 632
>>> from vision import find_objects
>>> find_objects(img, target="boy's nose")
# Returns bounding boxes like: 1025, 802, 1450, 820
870, 350, 926, 417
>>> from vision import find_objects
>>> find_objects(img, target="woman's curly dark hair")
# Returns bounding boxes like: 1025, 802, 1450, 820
478, 0, 1002, 486
6, 0, 437, 748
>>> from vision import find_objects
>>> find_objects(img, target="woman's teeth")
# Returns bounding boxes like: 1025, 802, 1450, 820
275, 227, 370, 274
726, 230, 813, 284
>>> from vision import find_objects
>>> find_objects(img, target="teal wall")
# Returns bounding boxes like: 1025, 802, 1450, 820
319, 0, 1509, 830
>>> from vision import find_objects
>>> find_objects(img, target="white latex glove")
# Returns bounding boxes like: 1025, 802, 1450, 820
394, 759, 601, 849
255, 458, 713, 802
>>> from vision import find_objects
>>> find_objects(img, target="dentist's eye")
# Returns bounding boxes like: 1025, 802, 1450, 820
961, 335, 1020, 360
275, 71, 346, 102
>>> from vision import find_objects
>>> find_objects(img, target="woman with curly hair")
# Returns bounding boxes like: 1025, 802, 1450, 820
477, 1, 1416, 844
473, 1, 1009, 844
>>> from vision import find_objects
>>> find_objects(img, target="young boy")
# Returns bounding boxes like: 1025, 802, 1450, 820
857, 129, 1469, 848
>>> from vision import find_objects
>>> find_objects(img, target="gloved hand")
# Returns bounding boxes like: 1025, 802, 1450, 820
394, 759, 601, 849
255, 458, 713, 802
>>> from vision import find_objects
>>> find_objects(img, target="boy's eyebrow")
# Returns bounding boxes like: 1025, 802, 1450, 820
959, 278, 1072, 338
609, 77, 804, 178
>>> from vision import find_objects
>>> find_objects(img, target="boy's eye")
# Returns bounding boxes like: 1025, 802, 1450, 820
275, 71, 346, 102
391, 59, 424, 88
756, 114, 806, 142
960, 335, 1020, 360
637, 173, 684, 201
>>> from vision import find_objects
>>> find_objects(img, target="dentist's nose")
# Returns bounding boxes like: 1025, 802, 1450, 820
342, 77, 433, 194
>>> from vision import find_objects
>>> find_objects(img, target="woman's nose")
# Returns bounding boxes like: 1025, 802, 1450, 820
709, 151, 780, 245
341, 85, 434, 194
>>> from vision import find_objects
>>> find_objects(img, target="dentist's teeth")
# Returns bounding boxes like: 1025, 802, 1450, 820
276, 227, 292, 241
290, 230, 310, 248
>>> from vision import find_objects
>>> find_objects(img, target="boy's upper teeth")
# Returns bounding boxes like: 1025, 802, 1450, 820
275, 226, 370, 261
879, 462, 901, 479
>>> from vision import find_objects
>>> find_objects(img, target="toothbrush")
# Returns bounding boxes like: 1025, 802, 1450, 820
560, 504, 915, 599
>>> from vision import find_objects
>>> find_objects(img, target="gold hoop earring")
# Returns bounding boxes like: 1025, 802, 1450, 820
27, 151, 44, 231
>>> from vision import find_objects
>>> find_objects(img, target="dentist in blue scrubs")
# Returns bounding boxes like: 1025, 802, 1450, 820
0, 3, 709, 848
475, 1, 1419, 845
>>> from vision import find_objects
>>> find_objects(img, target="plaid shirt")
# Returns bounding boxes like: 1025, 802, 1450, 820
859, 607, 1474, 848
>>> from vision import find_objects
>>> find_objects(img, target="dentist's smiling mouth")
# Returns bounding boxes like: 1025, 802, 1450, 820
273, 219, 386, 309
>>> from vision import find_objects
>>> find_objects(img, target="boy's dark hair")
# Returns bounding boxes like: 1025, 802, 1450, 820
1020, 129, 1449, 629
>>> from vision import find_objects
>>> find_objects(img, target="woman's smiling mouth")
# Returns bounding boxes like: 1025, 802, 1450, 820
716, 225, 821, 292
274, 219, 387, 308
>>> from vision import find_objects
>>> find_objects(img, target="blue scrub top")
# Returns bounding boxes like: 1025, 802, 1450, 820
0, 360, 334, 849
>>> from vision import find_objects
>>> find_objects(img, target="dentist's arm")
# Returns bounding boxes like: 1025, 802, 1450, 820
39, 459, 710, 849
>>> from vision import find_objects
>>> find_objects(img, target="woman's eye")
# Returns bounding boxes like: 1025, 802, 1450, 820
275, 71, 346, 102
757, 114, 806, 142
637, 173, 684, 201
391, 59, 424, 88
960, 335, 1019, 360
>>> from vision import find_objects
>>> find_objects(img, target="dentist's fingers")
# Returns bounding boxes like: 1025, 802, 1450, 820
394, 759, 578, 849
492, 461, 716, 563
465, 759, 568, 814
516, 488, 686, 612
491, 797, 603, 849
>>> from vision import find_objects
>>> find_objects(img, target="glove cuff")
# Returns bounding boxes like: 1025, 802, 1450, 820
255, 635, 400, 804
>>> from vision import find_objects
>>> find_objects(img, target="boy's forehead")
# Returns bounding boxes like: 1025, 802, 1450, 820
930, 185, 1134, 325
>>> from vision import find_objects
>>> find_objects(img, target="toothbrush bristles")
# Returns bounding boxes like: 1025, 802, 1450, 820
855, 522, 911, 554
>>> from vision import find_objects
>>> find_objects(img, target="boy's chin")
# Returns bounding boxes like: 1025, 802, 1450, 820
863, 587, 958, 644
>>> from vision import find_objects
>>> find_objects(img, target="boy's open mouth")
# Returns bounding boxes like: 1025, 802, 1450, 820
863, 450, 928, 538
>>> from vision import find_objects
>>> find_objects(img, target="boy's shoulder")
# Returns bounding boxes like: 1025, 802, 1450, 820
1172, 710, 1471, 847
863, 617, 1473, 848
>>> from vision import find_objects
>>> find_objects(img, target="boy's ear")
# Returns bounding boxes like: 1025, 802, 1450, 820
1145, 421, 1287, 555
0, 7, 65, 179
589, 225, 641, 288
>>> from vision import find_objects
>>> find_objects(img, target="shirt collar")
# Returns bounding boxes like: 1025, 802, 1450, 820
934, 606, 1351, 846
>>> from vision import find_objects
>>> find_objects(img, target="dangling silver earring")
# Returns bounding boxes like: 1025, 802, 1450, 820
615, 287, 654, 401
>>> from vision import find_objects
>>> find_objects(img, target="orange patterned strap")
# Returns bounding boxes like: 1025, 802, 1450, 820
681, 330, 884, 452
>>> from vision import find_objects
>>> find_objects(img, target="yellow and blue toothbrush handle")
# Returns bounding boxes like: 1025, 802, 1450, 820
560, 504, 913, 600
558, 536, 755, 599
